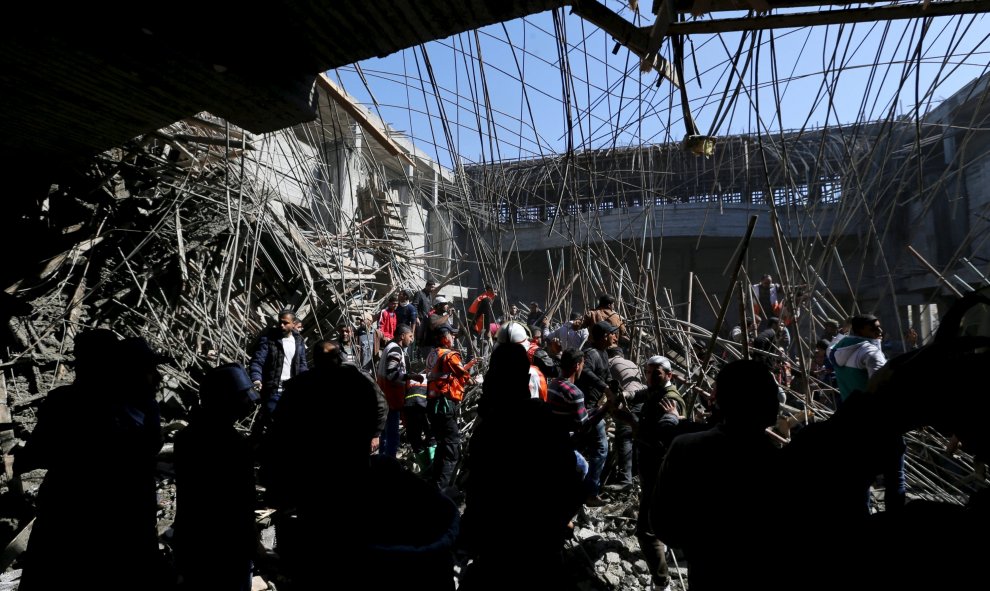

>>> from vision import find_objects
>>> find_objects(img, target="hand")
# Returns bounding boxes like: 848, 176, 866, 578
660, 397, 678, 416
370, 436, 380, 454
252, 380, 263, 392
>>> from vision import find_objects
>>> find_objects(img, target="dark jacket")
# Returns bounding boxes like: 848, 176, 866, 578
629, 383, 689, 452
249, 329, 308, 393
18, 380, 164, 591
262, 363, 387, 512
396, 302, 417, 327
530, 346, 559, 379
412, 290, 433, 338
577, 346, 611, 407
173, 410, 257, 579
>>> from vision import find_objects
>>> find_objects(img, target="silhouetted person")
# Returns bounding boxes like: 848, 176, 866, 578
652, 360, 781, 591
262, 337, 455, 589
460, 343, 582, 590
777, 290, 990, 588
17, 331, 169, 591
173, 363, 260, 591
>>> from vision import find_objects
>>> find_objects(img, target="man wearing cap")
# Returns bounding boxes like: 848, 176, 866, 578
174, 363, 261, 590
618, 354, 690, 588
423, 298, 454, 359
583, 294, 628, 346
576, 320, 621, 504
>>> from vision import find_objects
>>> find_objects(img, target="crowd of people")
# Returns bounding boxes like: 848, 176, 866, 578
11, 274, 988, 590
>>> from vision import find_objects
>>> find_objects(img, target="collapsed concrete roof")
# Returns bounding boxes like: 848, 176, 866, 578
0, 1, 567, 163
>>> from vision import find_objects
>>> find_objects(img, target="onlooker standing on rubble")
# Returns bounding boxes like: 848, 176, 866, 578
413, 279, 435, 360
547, 348, 615, 499
526, 300, 548, 332
828, 313, 904, 511
753, 274, 783, 329
355, 311, 380, 374
583, 294, 628, 347
396, 289, 418, 357
461, 343, 582, 590
424, 297, 454, 356
604, 347, 645, 492
378, 295, 399, 346
263, 342, 411, 588
576, 321, 620, 505
173, 363, 261, 591
336, 321, 362, 367
653, 360, 783, 591
469, 284, 498, 359
624, 355, 689, 589
17, 332, 170, 591
249, 309, 308, 420
548, 312, 588, 351
377, 325, 422, 459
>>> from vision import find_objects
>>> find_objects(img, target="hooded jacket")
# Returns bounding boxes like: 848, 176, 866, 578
828, 335, 886, 401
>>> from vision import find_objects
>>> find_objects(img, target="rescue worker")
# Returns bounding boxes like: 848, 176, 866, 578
426, 326, 475, 491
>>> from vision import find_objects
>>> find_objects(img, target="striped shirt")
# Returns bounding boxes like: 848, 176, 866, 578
547, 378, 587, 434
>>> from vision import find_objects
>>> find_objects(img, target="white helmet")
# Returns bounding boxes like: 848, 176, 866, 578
496, 321, 530, 348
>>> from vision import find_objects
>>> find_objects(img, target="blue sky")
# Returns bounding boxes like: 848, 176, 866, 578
332, 1, 990, 169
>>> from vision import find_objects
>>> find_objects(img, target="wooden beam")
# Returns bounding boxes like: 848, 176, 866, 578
316, 74, 416, 167
663, 0, 990, 35
571, 0, 680, 87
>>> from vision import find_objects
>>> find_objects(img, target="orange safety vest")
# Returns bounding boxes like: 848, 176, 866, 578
469, 293, 493, 335
427, 348, 468, 402
526, 342, 548, 402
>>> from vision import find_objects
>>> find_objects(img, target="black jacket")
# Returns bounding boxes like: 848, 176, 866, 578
249, 330, 308, 393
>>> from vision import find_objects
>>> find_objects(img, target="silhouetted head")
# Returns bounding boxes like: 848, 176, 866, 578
714, 360, 780, 430
199, 363, 258, 420
482, 343, 531, 413
115, 337, 171, 401
72, 328, 120, 380
313, 339, 343, 369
